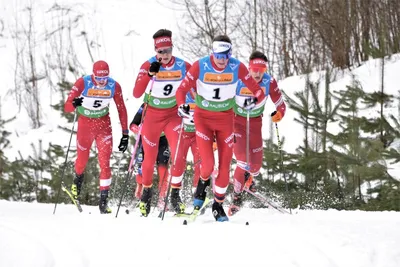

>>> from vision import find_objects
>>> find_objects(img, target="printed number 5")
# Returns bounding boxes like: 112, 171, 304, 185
93, 100, 102, 108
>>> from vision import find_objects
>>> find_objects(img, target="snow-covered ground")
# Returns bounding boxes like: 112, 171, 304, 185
1, 1, 400, 265
1, 200, 400, 267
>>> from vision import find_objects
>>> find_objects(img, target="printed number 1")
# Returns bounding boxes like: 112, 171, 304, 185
213, 88, 221, 100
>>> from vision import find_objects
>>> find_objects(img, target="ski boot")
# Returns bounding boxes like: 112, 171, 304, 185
139, 187, 152, 217
228, 191, 243, 216
244, 172, 256, 192
170, 188, 185, 214
99, 190, 112, 214
193, 178, 210, 215
71, 173, 84, 200
212, 201, 229, 222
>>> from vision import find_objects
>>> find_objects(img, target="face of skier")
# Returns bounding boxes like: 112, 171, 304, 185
212, 41, 232, 69
92, 60, 110, 88
212, 54, 230, 69
249, 67, 266, 83
156, 46, 173, 65
249, 58, 267, 83
94, 76, 109, 87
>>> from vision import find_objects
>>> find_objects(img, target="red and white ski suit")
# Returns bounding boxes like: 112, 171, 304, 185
64, 75, 128, 191
133, 56, 191, 189
233, 74, 286, 192
176, 55, 265, 202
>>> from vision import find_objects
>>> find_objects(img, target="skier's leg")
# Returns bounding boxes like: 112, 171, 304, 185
156, 136, 170, 201
232, 115, 247, 193
247, 117, 263, 192
139, 112, 163, 216
191, 134, 201, 188
212, 112, 234, 222
192, 111, 215, 209
95, 118, 113, 214
164, 116, 186, 213
72, 118, 95, 198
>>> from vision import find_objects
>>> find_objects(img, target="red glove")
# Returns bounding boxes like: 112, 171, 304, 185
130, 124, 140, 134
271, 111, 283, 123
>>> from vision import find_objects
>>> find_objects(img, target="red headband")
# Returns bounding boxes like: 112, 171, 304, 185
154, 36, 172, 49
249, 59, 267, 69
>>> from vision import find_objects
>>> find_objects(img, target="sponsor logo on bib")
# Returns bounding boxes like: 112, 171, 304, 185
87, 88, 111, 97
153, 98, 161, 105
156, 70, 182, 80
203, 73, 233, 84
239, 86, 266, 96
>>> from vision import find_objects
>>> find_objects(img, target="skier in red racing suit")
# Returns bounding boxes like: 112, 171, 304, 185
132, 29, 191, 217
64, 60, 129, 214
228, 51, 286, 216
175, 35, 266, 222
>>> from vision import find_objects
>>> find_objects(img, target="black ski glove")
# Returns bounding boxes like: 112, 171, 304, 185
118, 134, 129, 153
243, 97, 258, 110
72, 97, 84, 108
148, 61, 161, 76
178, 104, 191, 119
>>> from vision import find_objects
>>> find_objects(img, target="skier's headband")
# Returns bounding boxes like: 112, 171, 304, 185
249, 59, 267, 73
212, 41, 232, 60
212, 41, 232, 54
154, 36, 173, 49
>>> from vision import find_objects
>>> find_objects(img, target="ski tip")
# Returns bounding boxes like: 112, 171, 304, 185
183, 219, 187, 225
245, 221, 249, 225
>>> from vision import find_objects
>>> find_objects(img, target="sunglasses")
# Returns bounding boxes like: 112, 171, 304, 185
249, 67, 267, 73
213, 51, 231, 60
156, 47, 173, 54
94, 76, 109, 82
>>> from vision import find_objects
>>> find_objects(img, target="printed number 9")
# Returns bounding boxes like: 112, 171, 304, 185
163, 84, 173, 96
93, 100, 102, 108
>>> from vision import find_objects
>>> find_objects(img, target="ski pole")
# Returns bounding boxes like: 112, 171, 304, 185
246, 109, 250, 171
273, 117, 292, 214
110, 151, 124, 199
53, 111, 78, 215
115, 76, 156, 218
161, 119, 184, 220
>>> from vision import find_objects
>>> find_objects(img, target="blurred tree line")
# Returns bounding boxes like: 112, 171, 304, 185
1, 0, 400, 211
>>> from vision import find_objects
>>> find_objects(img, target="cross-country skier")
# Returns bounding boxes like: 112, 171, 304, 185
175, 35, 266, 222
129, 103, 170, 210
228, 51, 286, 216
133, 29, 192, 217
64, 60, 129, 214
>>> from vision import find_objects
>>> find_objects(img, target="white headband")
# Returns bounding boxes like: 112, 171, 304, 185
212, 41, 232, 53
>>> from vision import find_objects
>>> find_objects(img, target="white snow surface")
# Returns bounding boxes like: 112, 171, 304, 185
1, 200, 400, 267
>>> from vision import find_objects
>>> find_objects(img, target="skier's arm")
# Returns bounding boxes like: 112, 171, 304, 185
133, 61, 152, 98
238, 63, 266, 104
113, 82, 129, 133
64, 78, 85, 113
184, 61, 192, 74
269, 78, 286, 117
176, 61, 200, 106
129, 104, 145, 134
